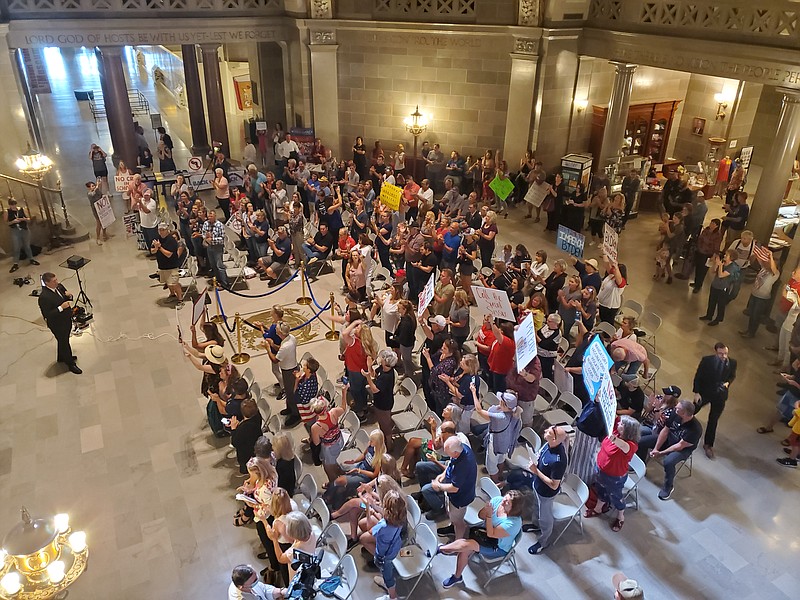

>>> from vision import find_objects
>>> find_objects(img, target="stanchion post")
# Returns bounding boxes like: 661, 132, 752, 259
210, 277, 223, 324
325, 292, 340, 341
296, 261, 311, 306
231, 312, 251, 364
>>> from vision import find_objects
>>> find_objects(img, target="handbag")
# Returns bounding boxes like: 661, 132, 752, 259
576, 399, 606, 439
469, 527, 499, 549
542, 195, 555, 213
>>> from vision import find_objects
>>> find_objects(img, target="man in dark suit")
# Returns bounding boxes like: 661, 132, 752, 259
38, 272, 81, 374
693, 342, 736, 459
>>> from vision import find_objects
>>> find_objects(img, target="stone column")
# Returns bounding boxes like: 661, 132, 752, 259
749, 88, 800, 245
308, 29, 340, 157
502, 38, 538, 163
96, 46, 138, 170
200, 43, 230, 157
181, 44, 209, 156
597, 61, 637, 172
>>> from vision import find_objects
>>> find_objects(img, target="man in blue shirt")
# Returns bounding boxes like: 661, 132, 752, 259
527, 425, 568, 555
422, 436, 477, 540
441, 222, 462, 272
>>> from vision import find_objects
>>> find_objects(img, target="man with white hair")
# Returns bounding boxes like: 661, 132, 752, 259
265, 322, 300, 428
526, 424, 568, 555
421, 435, 477, 540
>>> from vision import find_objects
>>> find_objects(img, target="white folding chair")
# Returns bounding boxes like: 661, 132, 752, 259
593, 321, 617, 340
557, 337, 571, 365
337, 428, 370, 469
265, 414, 282, 435
370, 266, 392, 294
256, 393, 272, 428
478, 377, 489, 400
308, 496, 331, 538
392, 393, 427, 433
249, 381, 261, 401
506, 427, 542, 471
550, 473, 589, 546
618, 299, 644, 322
638, 311, 663, 351
542, 391, 583, 428
639, 351, 660, 392
403, 411, 441, 442
405, 494, 422, 540
622, 454, 646, 511
465, 477, 502, 527
321, 379, 339, 404
538, 378, 560, 403
316, 364, 328, 385
391, 523, 437, 597
339, 411, 361, 449
293, 472, 318, 514
328, 553, 357, 600
241, 367, 254, 388
317, 522, 347, 578
475, 530, 522, 587
293, 456, 303, 482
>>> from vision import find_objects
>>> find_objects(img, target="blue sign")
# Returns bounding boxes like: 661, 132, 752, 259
557, 225, 585, 259
582, 334, 614, 401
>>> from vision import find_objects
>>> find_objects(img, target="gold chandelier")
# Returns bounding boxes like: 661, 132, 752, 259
0, 508, 88, 599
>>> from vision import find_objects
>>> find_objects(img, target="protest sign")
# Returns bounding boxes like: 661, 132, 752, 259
380, 183, 402, 211
114, 173, 135, 193
557, 225, 585, 258
603, 223, 618, 262
417, 275, 436, 315
193, 287, 208, 325
93, 195, 116, 229
582, 334, 617, 434
489, 176, 514, 201
514, 312, 538, 371
473, 285, 515, 322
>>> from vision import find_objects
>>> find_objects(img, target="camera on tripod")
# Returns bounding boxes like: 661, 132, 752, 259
286, 549, 323, 600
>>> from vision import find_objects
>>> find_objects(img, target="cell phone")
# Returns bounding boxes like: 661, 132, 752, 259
341, 376, 349, 386
221, 418, 231, 426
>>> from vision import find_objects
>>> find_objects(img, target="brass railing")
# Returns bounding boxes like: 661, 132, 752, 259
587, 0, 800, 48
0, 174, 67, 253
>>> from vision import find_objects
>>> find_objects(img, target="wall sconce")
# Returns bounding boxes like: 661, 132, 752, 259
714, 92, 729, 120
574, 98, 589, 113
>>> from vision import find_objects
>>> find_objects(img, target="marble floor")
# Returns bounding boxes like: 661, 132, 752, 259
0, 47, 798, 600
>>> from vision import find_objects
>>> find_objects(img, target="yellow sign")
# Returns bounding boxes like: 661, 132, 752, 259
380, 183, 402, 211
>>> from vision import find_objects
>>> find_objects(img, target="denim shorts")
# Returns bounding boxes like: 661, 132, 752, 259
478, 545, 507, 560
320, 434, 344, 464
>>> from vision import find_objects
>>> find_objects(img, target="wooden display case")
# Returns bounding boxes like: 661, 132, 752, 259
589, 101, 681, 167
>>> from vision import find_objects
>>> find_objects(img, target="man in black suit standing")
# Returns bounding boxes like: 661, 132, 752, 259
693, 342, 736, 459
38, 272, 82, 374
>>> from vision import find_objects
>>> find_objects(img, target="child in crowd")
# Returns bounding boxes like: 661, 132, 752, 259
502, 244, 513, 266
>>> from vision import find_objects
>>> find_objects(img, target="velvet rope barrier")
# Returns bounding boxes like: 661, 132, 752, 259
222, 267, 300, 298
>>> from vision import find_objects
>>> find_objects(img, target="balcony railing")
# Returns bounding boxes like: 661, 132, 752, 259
587, 0, 800, 48
373, 0, 477, 22
6, 0, 282, 18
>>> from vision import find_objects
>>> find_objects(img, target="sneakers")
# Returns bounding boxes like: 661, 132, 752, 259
277, 391, 286, 401
527, 542, 543, 555
658, 485, 674, 500
9, 264, 19, 273
437, 524, 455, 537
442, 575, 463, 589
284, 415, 301, 428
307, 257, 319, 265
176, 301, 185, 309
279, 408, 291, 416
777, 457, 798, 467
30, 259, 40, 266
424, 508, 446, 521
703, 445, 715, 460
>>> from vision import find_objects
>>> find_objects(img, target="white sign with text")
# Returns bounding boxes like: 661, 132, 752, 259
514, 312, 538, 372
473, 285, 515, 322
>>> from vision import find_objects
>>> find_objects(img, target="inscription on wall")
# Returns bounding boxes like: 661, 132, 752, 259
614, 46, 800, 87
11, 28, 279, 48
366, 32, 484, 48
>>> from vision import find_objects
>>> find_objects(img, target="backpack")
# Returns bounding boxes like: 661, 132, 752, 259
576, 399, 606, 440
726, 262, 743, 300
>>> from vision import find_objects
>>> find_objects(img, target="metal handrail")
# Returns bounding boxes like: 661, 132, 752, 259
0, 172, 61, 193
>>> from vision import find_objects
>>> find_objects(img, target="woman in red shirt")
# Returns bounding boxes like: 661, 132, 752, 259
486, 321, 516, 393
475, 313, 496, 378
585, 416, 640, 533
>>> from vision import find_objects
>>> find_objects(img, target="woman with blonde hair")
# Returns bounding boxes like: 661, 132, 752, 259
331, 474, 401, 550
441, 356, 480, 433
311, 395, 346, 483
271, 431, 297, 494
365, 489, 406, 598
326, 429, 386, 509
260, 487, 295, 585
343, 318, 378, 420
477, 209, 498, 268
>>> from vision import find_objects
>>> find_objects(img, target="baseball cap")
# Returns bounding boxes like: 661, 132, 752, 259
157, 222, 169, 230
500, 392, 518, 410
613, 573, 644, 600
585, 258, 599, 270
662, 385, 681, 397
429, 315, 447, 328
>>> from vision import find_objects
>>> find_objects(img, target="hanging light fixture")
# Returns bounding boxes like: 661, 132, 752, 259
0, 507, 88, 599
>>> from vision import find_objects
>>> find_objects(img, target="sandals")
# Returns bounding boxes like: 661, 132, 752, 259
611, 519, 624, 532
233, 508, 253, 527
781, 438, 791, 447
583, 505, 609, 519
756, 427, 774, 434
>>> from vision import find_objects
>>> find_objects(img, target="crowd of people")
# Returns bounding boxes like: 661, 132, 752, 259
87, 130, 799, 600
